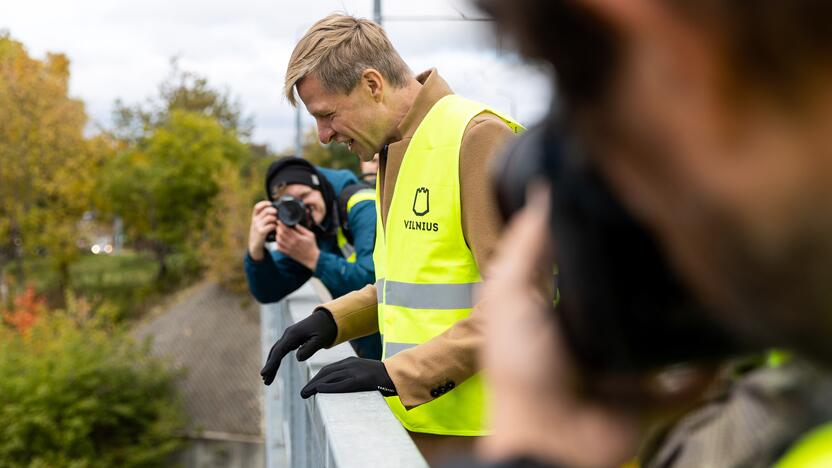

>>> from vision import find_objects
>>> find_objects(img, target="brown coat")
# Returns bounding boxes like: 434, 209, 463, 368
320, 69, 517, 408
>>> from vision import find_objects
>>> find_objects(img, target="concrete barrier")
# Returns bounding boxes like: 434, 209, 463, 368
261, 282, 428, 468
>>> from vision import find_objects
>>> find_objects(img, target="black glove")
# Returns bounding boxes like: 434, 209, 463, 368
300, 356, 397, 399
260, 308, 337, 385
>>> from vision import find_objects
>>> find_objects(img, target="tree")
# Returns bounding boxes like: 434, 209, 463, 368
0, 303, 186, 467
104, 62, 261, 288
99, 111, 250, 281
0, 33, 106, 295
111, 59, 254, 144
198, 158, 268, 294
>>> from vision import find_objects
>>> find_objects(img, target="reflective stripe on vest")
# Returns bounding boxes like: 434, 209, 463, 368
374, 94, 524, 436
336, 232, 356, 261
347, 188, 375, 212
385, 341, 417, 357
776, 422, 832, 468
384, 280, 479, 310
336, 189, 376, 262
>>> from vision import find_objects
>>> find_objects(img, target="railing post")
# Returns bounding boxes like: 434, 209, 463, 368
260, 302, 283, 467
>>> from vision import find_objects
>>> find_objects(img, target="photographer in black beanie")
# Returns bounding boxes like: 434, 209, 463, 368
245, 156, 380, 360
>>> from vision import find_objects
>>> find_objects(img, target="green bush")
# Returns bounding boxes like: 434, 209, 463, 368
0, 309, 187, 467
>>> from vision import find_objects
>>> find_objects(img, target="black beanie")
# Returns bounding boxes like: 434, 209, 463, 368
265, 157, 322, 200
264, 156, 339, 236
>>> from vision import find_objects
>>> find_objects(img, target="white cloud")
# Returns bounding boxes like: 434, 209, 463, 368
3, 0, 550, 153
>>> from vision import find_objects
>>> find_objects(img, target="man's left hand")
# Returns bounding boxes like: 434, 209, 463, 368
276, 223, 320, 270
300, 357, 397, 399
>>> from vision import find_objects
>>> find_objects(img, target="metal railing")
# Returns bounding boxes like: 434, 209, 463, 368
261, 281, 428, 468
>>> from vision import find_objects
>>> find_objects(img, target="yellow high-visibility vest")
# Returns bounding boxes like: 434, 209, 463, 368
776, 422, 832, 468
336, 188, 375, 263
374, 94, 524, 435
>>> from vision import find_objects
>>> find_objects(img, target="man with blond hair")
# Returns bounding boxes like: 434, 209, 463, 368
259, 13, 523, 461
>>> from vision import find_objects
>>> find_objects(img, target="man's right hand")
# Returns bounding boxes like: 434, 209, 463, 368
249, 201, 278, 261
260, 308, 338, 385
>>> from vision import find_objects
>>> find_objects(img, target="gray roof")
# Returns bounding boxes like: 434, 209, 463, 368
134, 281, 262, 439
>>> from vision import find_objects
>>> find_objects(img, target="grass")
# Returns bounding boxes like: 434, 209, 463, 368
2, 250, 202, 323
71, 252, 159, 291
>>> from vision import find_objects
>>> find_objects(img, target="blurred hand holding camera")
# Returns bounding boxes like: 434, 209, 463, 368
248, 200, 278, 262
479, 183, 720, 468
478, 187, 643, 467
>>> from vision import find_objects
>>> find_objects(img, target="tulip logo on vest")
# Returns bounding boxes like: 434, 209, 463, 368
405, 187, 439, 232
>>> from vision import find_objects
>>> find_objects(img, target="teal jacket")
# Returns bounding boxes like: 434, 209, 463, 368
244, 167, 376, 302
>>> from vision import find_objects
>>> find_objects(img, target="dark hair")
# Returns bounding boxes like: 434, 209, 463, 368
478, 0, 619, 112
479, 0, 832, 109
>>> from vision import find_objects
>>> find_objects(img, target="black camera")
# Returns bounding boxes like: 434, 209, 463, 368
494, 123, 743, 373
265, 195, 314, 242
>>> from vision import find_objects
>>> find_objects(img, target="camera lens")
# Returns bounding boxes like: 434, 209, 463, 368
275, 196, 306, 227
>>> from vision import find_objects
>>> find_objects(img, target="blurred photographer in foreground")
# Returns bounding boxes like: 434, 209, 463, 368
245, 156, 380, 359
455, 0, 832, 466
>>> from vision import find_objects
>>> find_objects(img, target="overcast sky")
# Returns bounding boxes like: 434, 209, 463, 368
4, 0, 551, 152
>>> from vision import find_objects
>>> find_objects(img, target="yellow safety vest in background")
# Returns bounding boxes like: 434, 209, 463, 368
336, 188, 375, 263
374, 94, 524, 435
776, 422, 832, 468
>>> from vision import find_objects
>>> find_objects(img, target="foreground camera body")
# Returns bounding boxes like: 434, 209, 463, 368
265, 195, 314, 242
494, 122, 742, 374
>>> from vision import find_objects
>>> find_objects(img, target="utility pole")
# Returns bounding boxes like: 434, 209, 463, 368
374, 0, 382, 25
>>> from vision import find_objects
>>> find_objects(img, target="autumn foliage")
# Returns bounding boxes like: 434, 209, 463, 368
0, 306, 186, 467
1, 34, 188, 466
2, 285, 46, 334
0, 32, 111, 295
